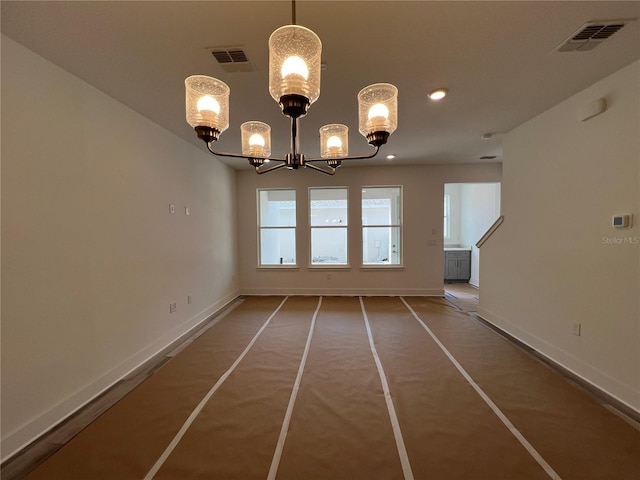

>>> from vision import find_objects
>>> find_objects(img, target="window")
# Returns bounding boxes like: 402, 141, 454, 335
310, 187, 348, 265
362, 186, 402, 265
258, 189, 296, 266
443, 194, 451, 239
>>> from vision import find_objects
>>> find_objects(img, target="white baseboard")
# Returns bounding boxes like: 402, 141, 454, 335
240, 287, 444, 297
476, 306, 640, 416
1, 289, 241, 463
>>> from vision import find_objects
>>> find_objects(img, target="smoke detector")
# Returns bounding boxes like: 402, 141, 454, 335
553, 20, 630, 53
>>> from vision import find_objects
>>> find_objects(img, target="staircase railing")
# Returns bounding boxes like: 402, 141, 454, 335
476, 215, 504, 248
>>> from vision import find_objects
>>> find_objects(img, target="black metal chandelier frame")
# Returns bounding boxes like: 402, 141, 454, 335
186, 1, 397, 176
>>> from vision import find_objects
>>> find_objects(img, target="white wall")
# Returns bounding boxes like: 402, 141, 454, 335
478, 61, 639, 411
236, 163, 501, 296
1, 36, 239, 460
460, 183, 501, 286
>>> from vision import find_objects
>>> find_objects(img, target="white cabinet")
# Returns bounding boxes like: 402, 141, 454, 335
444, 250, 471, 282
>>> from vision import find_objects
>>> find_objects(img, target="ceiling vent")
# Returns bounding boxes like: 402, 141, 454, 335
208, 46, 253, 72
553, 20, 629, 53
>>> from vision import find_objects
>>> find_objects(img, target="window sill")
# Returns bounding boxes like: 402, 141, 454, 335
360, 264, 405, 271
257, 265, 300, 271
307, 265, 352, 271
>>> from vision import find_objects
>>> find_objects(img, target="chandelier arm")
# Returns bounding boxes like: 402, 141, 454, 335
255, 162, 288, 175
206, 142, 284, 163
304, 162, 337, 176
304, 145, 381, 164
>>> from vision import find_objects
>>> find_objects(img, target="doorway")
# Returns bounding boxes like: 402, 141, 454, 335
443, 183, 501, 288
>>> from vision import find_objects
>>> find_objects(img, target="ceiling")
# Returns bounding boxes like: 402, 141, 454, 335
2, 1, 639, 170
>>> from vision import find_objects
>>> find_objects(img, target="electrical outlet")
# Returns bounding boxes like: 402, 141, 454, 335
572, 322, 581, 336
170, 302, 177, 313
187, 295, 192, 304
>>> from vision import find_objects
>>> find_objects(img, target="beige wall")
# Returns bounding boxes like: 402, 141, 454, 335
1, 36, 239, 459
478, 61, 640, 411
237, 163, 501, 296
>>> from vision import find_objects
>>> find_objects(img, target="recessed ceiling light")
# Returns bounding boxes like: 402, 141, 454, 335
386, 154, 396, 160
428, 88, 448, 101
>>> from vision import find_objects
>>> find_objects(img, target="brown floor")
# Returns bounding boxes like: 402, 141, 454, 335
444, 282, 479, 312
5, 295, 640, 479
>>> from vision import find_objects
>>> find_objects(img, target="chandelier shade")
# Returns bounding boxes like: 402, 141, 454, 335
269, 25, 322, 115
320, 124, 348, 159
185, 75, 230, 135
357, 83, 398, 138
241, 121, 272, 159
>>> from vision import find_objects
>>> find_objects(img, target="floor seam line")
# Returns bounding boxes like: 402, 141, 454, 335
267, 296, 322, 480
399, 296, 563, 480
143, 296, 290, 480
360, 297, 415, 480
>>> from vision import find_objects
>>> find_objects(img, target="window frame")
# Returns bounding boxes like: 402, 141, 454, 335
443, 193, 451, 240
361, 185, 403, 267
256, 188, 297, 268
308, 186, 349, 267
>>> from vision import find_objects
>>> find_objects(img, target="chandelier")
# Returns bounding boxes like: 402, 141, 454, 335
184, 3, 398, 175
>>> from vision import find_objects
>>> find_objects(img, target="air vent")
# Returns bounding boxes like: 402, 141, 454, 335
554, 20, 629, 53
208, 46, 253, 72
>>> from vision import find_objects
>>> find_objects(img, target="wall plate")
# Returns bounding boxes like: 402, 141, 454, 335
612, 214, 632, 228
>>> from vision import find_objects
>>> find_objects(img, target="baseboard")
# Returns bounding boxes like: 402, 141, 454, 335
475, 306, 640, 419
1, 290, 241, 463
240, 287, 445, 296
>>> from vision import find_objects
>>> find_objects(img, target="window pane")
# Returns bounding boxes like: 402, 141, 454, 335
310, 188, 348, 226
362, 227, 401, 265
362, 187, 401, 265
362, 186, 401, 226
309, 187, 348, 266
259, 189, 296, 227
311, 227, 347, 264
258, 189, 296, 266
260, 228, 296, 265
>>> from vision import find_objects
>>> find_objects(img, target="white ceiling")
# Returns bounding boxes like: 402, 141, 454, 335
2, 1, 639, 169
